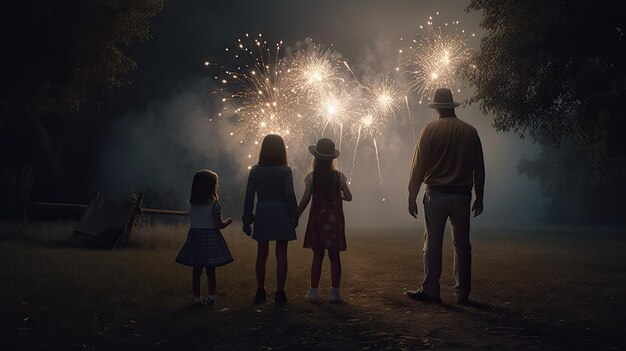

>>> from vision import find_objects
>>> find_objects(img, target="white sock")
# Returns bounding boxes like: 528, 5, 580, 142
193, 296, 202, 303
306, 288, 319, 302
207, 295, 216, 301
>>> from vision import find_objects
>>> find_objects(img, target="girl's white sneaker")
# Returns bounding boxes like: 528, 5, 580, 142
329, 287, 341, 303
305, 288, 319, 302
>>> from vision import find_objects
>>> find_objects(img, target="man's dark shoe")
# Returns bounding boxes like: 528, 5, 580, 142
405, 290, 442, 304
274, 290, 288, 305
254, 289, 267, 304
206, 299, 216, 308
456, 295, 470, 305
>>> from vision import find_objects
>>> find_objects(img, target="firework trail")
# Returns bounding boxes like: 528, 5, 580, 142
373, 138, 382, 185
349, 125, 362, 183
405, 95, 416, 143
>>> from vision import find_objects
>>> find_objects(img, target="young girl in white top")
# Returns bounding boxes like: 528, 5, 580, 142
176, 169, 233, 307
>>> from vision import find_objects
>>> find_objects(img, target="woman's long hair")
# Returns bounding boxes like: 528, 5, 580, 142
258, 134, 288, 166
312, 158, 338, 202
189, 170, 219, 205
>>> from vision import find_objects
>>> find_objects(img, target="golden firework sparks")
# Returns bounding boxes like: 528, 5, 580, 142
400, 13, 473, 103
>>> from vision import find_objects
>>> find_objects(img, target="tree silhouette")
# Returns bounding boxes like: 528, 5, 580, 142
1, 0, 163, 122
0, 0, 163, 218
466, 0, 626, 223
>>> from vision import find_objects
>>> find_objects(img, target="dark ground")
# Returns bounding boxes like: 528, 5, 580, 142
1, 225, 625, 350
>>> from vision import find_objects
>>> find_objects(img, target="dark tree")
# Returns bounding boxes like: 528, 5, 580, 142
466, 0, 625, 158
466, 0, 626, 224
1, 0, 163, 121
518, 140, 626, 224
0, 0, 163, 218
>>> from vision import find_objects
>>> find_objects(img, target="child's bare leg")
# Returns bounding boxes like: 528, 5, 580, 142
328, 250, 341, 288
311, 248, 325, 288
256, 241, 269, 290
192, 266, 203, 297
275, 241, 288, 291
206, 266, 216, 296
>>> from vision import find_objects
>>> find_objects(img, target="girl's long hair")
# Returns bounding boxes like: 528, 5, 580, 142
258, 134, 288, 166
189, 169, 219, 205
312, 158, 338, 202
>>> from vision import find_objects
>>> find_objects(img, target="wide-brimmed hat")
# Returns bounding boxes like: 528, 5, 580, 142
427, 88, 460, 109
309, 138, 340, 160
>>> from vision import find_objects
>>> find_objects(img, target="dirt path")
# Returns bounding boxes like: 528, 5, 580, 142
331, 248, 616, 350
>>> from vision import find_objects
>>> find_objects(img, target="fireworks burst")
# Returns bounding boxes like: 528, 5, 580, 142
208, 36, 360, 147
344, 77, 401, 183
287, 46, 343, 95
316, 87, 358, 137
368, 76, 402, 122
209, 34, 299, 144
207, 35, 407, 188
287, 45, 357, 140
401, 13, 473, 103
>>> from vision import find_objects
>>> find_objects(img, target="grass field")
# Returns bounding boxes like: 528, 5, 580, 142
1, 221, 625, 350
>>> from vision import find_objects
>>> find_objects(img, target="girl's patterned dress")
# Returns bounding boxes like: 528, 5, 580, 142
176, 201, 234, 267
303, 170, 347, 251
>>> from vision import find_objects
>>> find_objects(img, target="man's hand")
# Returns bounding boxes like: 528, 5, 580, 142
472, 199, 484, 217
408, 199, 418, 218
243, 224, 252, 236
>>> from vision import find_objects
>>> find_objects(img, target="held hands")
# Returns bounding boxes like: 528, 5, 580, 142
472, 199, 484, 217
408, 199, 418, 218
243, 224, 252, 236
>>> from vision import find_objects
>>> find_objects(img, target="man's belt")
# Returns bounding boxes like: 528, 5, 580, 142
426, 184, 472, 196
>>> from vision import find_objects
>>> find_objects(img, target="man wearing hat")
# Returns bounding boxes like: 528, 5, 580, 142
406, 88, 485, 304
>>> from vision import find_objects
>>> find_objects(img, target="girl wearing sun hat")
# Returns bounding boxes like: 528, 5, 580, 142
298, 138, 352, 303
